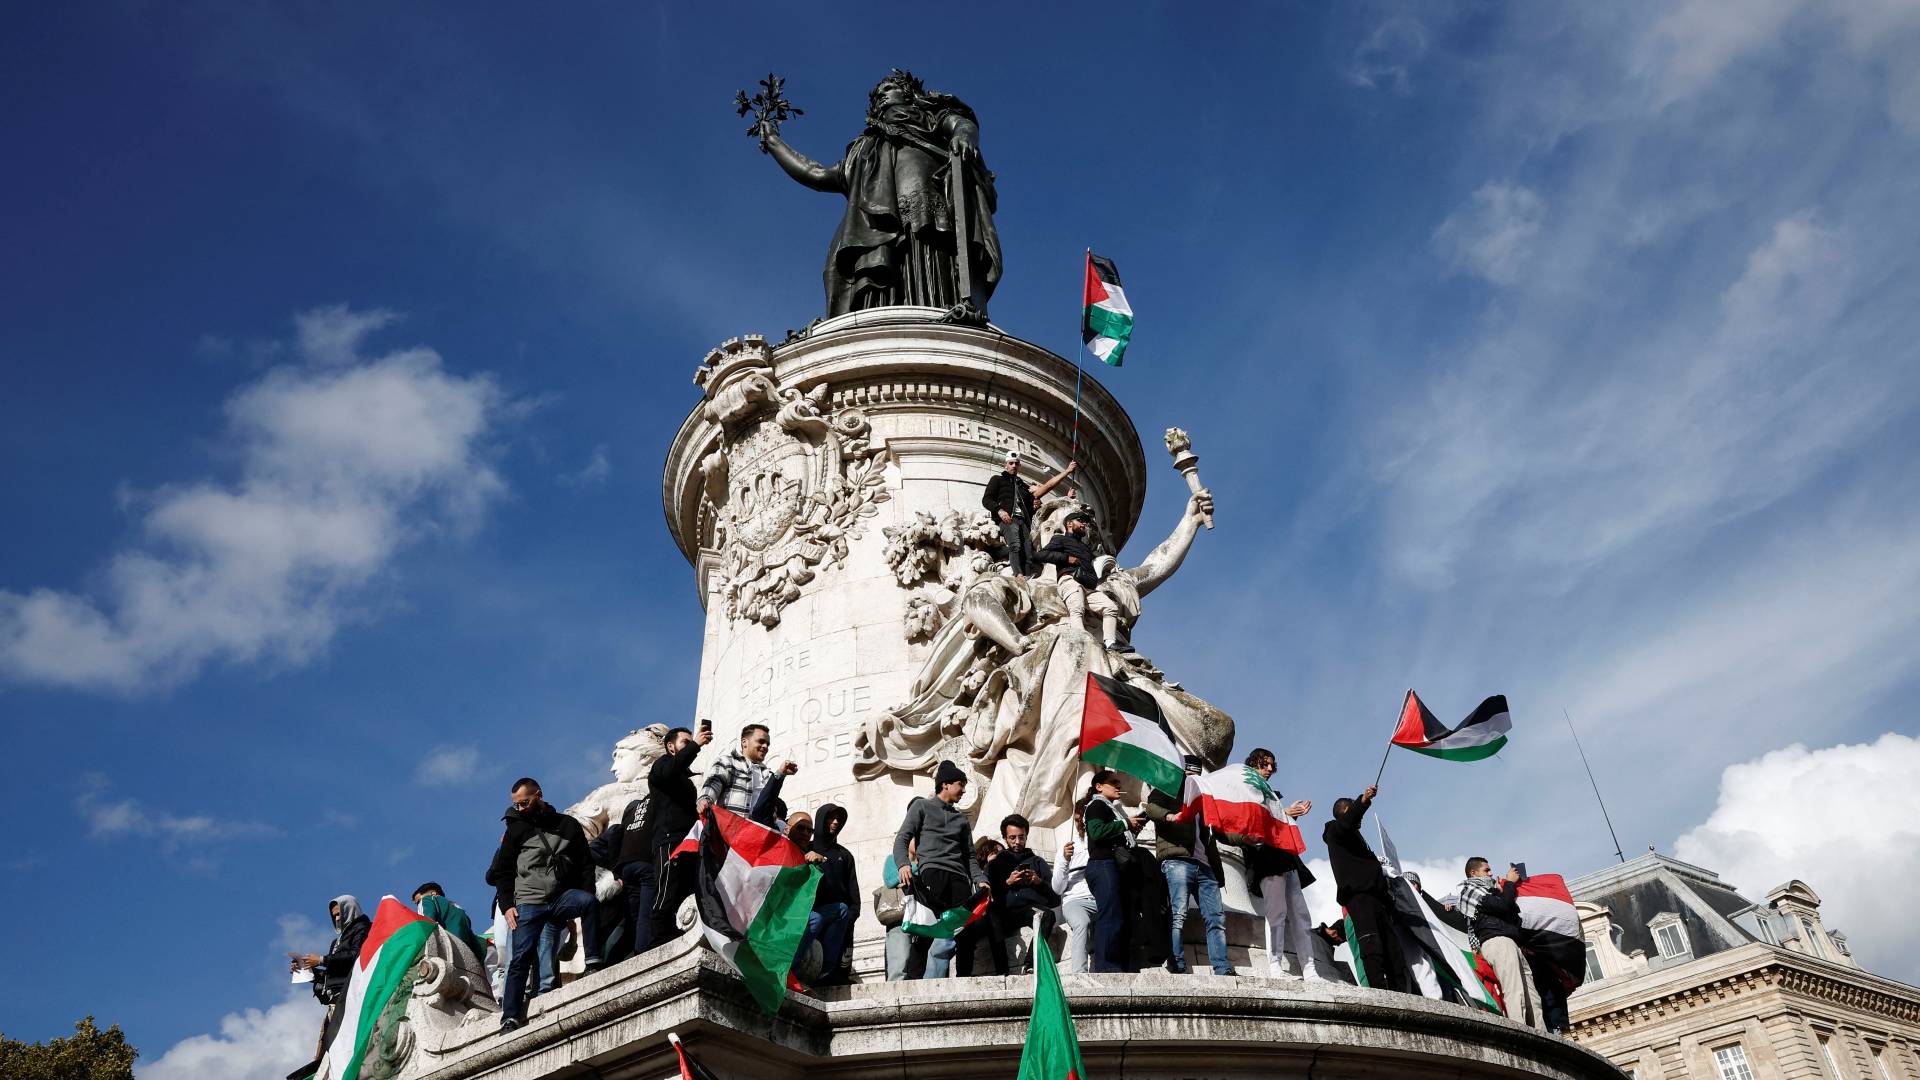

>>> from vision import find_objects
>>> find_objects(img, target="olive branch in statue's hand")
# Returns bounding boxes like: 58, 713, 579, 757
734, 72, 802, 152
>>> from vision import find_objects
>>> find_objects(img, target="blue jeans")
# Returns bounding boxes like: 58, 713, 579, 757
1086, 858, 1131, 972
500, 889, 600, 1023
620, 860, 657, 959
1163, 857, 1232, 974
797, 902, 853, 981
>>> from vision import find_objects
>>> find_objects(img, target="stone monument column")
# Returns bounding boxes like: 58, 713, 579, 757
662, 306, 1154, 969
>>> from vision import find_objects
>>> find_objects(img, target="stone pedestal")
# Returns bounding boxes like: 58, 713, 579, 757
411, 939, 1626, 1079
662, 308, 1160, 974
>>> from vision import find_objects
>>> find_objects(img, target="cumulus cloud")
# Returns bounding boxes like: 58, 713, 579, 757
1432, 183, 1547, 286
0, 305, 508, 694
77, 774, 274, 852
140, 991, 315, 1080
1674, 733, 1920, 982
413, 744, 481, 787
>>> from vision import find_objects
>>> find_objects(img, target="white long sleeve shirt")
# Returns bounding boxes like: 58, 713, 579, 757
1052, 837, 1092, 903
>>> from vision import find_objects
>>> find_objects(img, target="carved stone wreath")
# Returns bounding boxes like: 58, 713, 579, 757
695, 336, 891, 627
880, 508, 1004, 642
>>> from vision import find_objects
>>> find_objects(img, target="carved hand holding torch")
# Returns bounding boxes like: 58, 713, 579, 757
1163, 427, 1213, 530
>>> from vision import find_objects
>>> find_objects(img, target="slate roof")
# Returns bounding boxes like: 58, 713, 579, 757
1567, 853, 1762, 967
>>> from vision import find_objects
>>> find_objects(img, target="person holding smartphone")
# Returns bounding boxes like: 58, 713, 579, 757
1455, 857, 1540, 1028
646, 723, 711, 943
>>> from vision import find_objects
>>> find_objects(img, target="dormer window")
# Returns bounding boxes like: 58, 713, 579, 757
1649, 913, 1691, 959
1798, 915, 1828, 959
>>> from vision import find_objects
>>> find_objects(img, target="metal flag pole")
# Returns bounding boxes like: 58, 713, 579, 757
1071, 248, 1088, 467
1566, 708, 1626, 864
1372, 691, 1409, 789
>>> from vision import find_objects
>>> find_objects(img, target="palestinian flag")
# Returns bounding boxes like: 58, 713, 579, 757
1375, 820, 1502, 1013
1176, 765, 1305, 854
324, 897, 438, 1080
1082, 252, 1133, 367
1516, 874, 1587, 993
668, 1032, 722, 1080
1391, 691, 1511, 762
1080, 672, 1185, 798
901, 887, 992, 940
1017, 936, 1085, 1080
692, 805, 821, 1014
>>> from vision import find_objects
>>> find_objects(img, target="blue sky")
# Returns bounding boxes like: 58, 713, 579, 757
4, 3, 1919, 1074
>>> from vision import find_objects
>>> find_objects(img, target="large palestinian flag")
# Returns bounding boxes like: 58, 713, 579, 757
324, 897, 437, 1080
1017, 936, 1085, 1080
1373, 820, 1503, 1012
1516, 874, 1587, 993
1080, 672, 1185, 798
692, 805, 821, 1014
1082, 252, 1133, 367
1391, 691, 1511, 762
1176, 765, 1305, 854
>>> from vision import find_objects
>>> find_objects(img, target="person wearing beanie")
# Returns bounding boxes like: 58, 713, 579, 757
893, 760, 990, 979
981, 450, 1076, 576
1036, 510, 1123, 651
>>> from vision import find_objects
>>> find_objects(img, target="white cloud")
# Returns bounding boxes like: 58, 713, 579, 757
77, 775, 274, 852
1674, 733, 1920, 981
1432, 183, 1546, 286
275, 913, 329, 957
413, 744, 481, 787
561, 443, 611, 488
1346, 15, 1427, 94
140, 991, 317, 1080
0, 305, 508, 694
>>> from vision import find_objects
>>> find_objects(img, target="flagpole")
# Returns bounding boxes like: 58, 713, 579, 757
1565, 708, 1625, 864
1071, 248, 1088, 468
1372, 693, 1407, 789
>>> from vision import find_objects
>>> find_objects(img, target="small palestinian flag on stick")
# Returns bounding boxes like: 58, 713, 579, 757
1080, 671, 1186, 798
1391, 691, 1511, 762
668, 1032, 723, 1080
1082, 252, 1133, 367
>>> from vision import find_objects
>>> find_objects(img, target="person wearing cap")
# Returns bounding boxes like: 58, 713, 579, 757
893, 759, 991, 979
981, 450, 1076, 576
1036, 510, 1123, 651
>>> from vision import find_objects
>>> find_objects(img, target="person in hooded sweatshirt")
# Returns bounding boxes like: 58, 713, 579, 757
1321, 785, 1411, 994
290, 894, 371, 1059
485, 776, 600, 1032
805, 803, 860, 985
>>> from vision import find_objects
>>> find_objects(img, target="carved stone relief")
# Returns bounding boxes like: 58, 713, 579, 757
694, 336, 891, 627
880, 508, 1004, 642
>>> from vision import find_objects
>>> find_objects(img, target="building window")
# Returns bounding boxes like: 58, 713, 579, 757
1584, 940, 1604, 983
1801, 915, 1829, 959
1819, 1035, 1844, 1078
1870, 1045, 1892, 1080
1715, 1044, 1757, 1080
1652, 919, 1690, 959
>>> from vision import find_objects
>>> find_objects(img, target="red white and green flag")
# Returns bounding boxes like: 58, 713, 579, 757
900, 888, 992, 940
1391, 691, 1511, 762
323, 897, 438, 1080
1082, 252, 1133, 367
1376, 819, 1504, 1013
1016, 936, 1085, 1080
1176, 765, 1306, 854
1080, 671, 1186, 799
692, 805, 821, 1014
668, 1032, 723, 1080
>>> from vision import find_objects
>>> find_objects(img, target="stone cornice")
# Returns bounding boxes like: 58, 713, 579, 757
1571, 942, 1920, 1039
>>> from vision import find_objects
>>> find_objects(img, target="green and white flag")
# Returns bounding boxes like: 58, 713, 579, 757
1017, 936, 1085, 1080
1082, 252, 1133, 367
324, 897, 437, 1080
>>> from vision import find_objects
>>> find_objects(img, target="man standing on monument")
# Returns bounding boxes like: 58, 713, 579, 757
1144, 759, 1235, 976
1230, 748, 1322, 981
648, 725, 708, 943
699, 723, 794, 819
1036, 509, 1122, 650
981, 450, 1075, 577
894, 760, 990, 979
757, 69, 1002, 318
1322, 785, 1410, 994
486, 777, 602, 1032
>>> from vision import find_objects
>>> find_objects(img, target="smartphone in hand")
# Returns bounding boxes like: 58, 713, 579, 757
1511, 862, 1528, 880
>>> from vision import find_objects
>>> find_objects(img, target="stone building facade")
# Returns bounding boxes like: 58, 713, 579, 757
1567, 853, 1920, 1079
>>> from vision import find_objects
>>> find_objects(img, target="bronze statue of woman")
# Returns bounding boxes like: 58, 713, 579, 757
757, 70, 1002, 321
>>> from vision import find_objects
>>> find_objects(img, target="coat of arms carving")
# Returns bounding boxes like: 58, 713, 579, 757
694, 336, 890, 627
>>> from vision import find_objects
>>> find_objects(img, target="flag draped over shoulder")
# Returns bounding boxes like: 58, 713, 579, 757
324, 897, 437, 1080
1391, 691, 1511, 761
1516, 874, 1587, 994
1080, 672, 1186, 798
1377, 820, 1504, 1013
1082, 252, 1133, 367
1017, 936, 1085, 1080
692, 805, 821, 1013
1175, 765, 1305, 854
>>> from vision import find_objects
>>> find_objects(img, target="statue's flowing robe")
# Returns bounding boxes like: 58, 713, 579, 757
824, 95, 1002, 315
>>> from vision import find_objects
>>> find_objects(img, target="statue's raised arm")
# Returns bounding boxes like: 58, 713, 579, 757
1124, 487, 1215, 599
738, 69, 1002, 319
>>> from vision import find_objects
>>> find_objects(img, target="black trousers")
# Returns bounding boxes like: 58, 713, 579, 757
650, 843, 697, 944
1346, 891, 1412, 994
903, 867, 976, 979
998, 514, 1034, 576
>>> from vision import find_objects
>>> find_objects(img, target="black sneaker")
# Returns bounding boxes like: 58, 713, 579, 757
583, 958, 605, 973
499, 1017, 524, 1034
1103, 640, 1126, 652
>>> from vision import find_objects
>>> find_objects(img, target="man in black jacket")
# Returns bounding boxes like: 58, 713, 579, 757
485, 777, 600, 1031
1034, 510, 1122, 650
1455, 857, 1540, 1028
290, 894, 370, 1060
647, 724, 710, 944
981, 450, 1075, 576
1322, 785, 1411, 994
991, 813, 1060, 974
